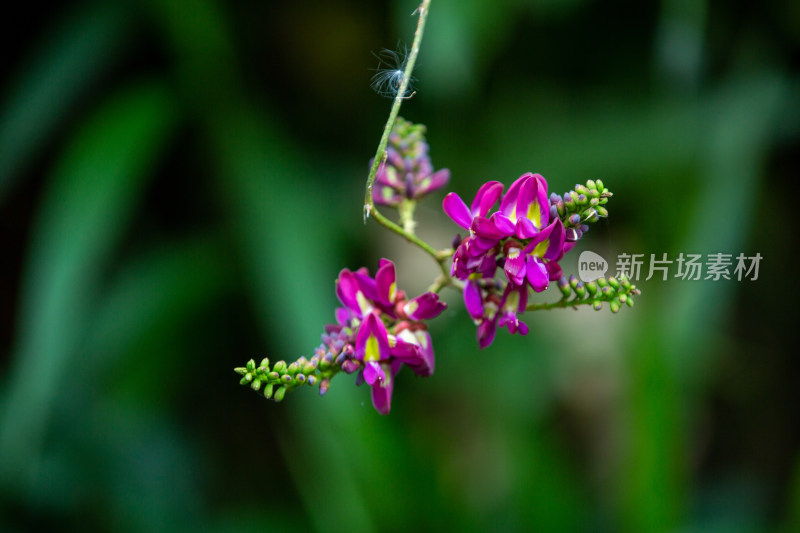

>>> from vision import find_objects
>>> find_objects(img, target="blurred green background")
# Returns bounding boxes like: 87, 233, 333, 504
1, 0, 798, 531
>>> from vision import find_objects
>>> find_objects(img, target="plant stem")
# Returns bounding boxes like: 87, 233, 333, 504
362, 0, 447, 279
364, 0, 431, 221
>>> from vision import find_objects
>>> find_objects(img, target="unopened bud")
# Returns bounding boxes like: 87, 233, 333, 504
610, 299, 621, 313
251, 379, 262, 391
273, 360, 287, 374
585, 280, 598, 296
574, 281, 586, 299
263, 383, 274, 399
319, 378, 331, 396
246, 359, 256, 373
593, 301, 603, 311
273, 386, 287, 402
558, 277, 571, 298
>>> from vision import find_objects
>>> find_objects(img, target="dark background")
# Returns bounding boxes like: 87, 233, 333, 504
1, 0, 798, 531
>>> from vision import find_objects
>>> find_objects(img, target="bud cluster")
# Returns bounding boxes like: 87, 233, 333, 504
555, 273, 641, 313
371, 117, 450, 207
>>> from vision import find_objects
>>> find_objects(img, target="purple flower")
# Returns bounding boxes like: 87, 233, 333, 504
442, 171, 587, 347
330, 258, 446, 413
371, 118, 450, 206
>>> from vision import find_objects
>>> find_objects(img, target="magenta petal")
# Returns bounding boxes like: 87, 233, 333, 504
413, 330, 435, 376
504, 247, 526, 286
472, 181, 504, 218
336, 269, 363, 316
526, 256, 550, 292
532, 174, 550, 229
416, 168, 450, 196
355, 313, 390, 361
335, 307, 351, 326
363, 360, 385, 386
488, 212, 516, 237
472, 215, 507, 240
515, 217, 538, 240
542, 218, 565, 261
464, 280, 484, 320
546, 261, 563, 281
393, 329, 435, 376
499, 173, 532, 218
443, 193, 473, 230
404, 292, 447, 320
477, 318, 497, 349
479, 254, 497, 279
370, 361, 402, 415
375, 259, 396, 305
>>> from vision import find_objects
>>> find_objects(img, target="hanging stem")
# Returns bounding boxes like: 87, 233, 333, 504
362, 0, 448, 279
364, 0, 431, 224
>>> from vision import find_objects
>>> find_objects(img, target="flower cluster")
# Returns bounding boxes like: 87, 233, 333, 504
443, 173, 611, 348
371, 117, 450, 207
236, 259, 446, 414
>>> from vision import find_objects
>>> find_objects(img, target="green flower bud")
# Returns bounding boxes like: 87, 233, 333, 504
239, 376, 249, 386
596, 277, 608, 288
295, 373, 306, 384
287, 362, 299, 376
273, 386, 287, 402
302, 362, 317, 375
595, 179, 604, 191
575, 184, 590, 196
281, 374, 293, 384
610, 299, 621, 313
251, 379, 262, 391
273, 361, 287, 374
268, 371, 280, 381
234, 367, 247, 375
581, 208, 598, 222
596, 206, 609, 218
558, 277, 571, 299
585, 280, 598, 296
263, 383, 274, 399
246, 359, 256, 373
574, 282, 586, 299
586, 179, 597, 190
593, 301, 603, 311
307, 375, 317, 386
608, 277, 620, 290
260, 357, 270, 369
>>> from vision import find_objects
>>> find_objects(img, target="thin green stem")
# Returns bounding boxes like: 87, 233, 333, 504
362, 0, 447, 280
526, 297, 594, 312
364, 0, 431, 222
